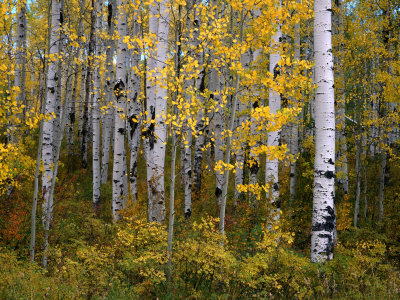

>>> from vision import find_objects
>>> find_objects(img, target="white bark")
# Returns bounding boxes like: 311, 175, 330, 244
266, 18, 281, 219
67, 0, 85, 156
30, 99, 45, 262
145, 0, 169, 223
43, 79, 69, 269
311, 0, 336, 263
145, 2, 158, 221
78, 64, 86, 148
101, 0, 116, 184
192, 0, 205, 192
128, 20, 141, 202
152, 0, 170, 222
14, 1, 27, 122
42, 0, 61, 232
112, 0, 129, 221
92, 0, 103, 210
81, 3, 96, 168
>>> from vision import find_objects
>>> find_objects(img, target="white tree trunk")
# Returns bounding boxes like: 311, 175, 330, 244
92, 0, 103, 210
192, 0, 205, 191
81, 3, 96, 169
311, 0, 336, 263
112, 0, 128, 221
101, 0, 116, 184
30, 99, 45, 262
78, 65, 86, 148
145, 2, 158, 222
266, 19, 281, 220
14, 1, 27, 123
42, 0, 61, 233
67, 0, 85, 156
128, 20, 141, 202
152, 0, 170, 222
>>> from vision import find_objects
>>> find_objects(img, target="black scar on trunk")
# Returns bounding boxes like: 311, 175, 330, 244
128, 114, 138, 139
312, 206, 336, 232
129, 161, 137, 183
114, 79, 125, 98
107, 3, 113, 27
184, 208, 192, 219
215, 187, 222, 198
146, 106, 155, 150
325, 170, 334, 179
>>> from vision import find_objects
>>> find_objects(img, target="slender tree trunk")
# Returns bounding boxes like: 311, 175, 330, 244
192, 2, 206, 191
92, 0, 103, 210
289, 19, 300, 205
128, 20, 142, 202
67, 0, 85, 156
145, 2, 158, 222
30, 99, 45, 262
152, 0, 170, 222
42, 0, 61, 240
167, 128, 177, 282
43, 82, 69, 269
14, 1, 27, 125
78, 65, 86, 148
101, 0, 116, 184
266, 13, 281, 221
146, 0, 170, 223
311, 0, 336, 263
82, 0, 96, 169
112, 0, 128, 221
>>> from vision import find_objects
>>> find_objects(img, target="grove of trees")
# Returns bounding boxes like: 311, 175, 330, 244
1, 0, 400, 298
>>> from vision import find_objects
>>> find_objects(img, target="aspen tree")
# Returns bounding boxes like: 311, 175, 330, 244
266, 2, 282, 220
42, 0, 61, 233
145, 0, 158, 222
92, 0, 103, 209
112, 0, 128, 221
311, 0, 336, 263
81, 0, 96, 169
127, 16, 141, 201
151, 0, 170, 222
145, 0, 170, 223
101, 0, 116, 184
192, 0, 206, 192
183, 0, 195, 219
67, 0, 86, 156
289, 14, 300, 204
14, 0, 27, 124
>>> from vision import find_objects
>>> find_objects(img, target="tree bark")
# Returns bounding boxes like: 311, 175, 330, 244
311, 0, 336, 263
112, 0, 129, 221
42, 0, 61, 239
92, 0, 103, 210
101, 0, 116, 184
266, 14, 281, 221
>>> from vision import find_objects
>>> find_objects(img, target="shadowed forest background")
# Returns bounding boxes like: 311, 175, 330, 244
1, 0, 400, 298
